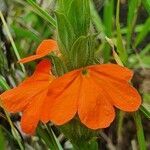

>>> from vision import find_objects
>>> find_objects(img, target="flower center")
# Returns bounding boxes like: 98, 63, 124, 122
82, 68, 88, 75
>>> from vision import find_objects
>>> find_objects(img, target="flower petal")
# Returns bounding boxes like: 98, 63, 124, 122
36, 39, 57, 55
21, 90, 47, 134
43, 70, 81, 125
30, 59, 54, 81
0, 60, 52, 113
91, 70, 141, 111
89, 64, 133, 81
19, 39, 57, 63
105, 82, 141, 111
0, 86, 39, 112
18, 55, 42, 64
78, 74, 115, 129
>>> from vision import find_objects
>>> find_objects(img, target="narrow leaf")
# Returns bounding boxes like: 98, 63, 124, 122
140, 105, 150, 120
116, 0, 128, 64
70, 36, 91, 69
0, 127, 6, 150
127, 0, 141, 49
134, 18, 150, 47
142, 0, 150, 15
37, 125, 63, 150
26, 0, 56, 27
55, 11, 75, 53
0, 75, 10, 90
68, 0, 90, 36
0, 11, 26, 73
103, 0, 114, 62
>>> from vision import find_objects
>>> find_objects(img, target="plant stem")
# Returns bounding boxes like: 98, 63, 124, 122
117, 111, 124, 146
133, 111, 146, 150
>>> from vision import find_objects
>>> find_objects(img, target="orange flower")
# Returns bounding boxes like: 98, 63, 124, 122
0, 60, 54, 134
19, 39, 57, 63
41, 64, 141, 129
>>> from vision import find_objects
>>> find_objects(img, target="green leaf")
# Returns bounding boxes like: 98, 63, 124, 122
0, 127, 6, 150
90, 0, 105, 34
37, 125, 63, 150
11, 25, 40, 42
0, 48, 9, 72
140, 105, 150, 120
70, 36, 93, 69
133, 111, 146, 150
0, 11, 26, 73
103, 0, 114, 37
26, 0, 56, 27
55, 11, 75, 54
127, 0, 141, 49
142, 0, 150, 15
50, 54, 68, 77
141, 56, 150, 66
0, 75, 10, 90
60, 119, 98, 150
57, 0, 73, 14
103, 0, 114, 62
116, 0, 128, 64
139, 44, 150, 56
134, 18, 150, 47
67, 0, 90, 36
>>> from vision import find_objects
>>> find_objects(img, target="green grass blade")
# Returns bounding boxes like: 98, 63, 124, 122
0, 11, 26, 73
37, 125, 63, 150
12, 25, 41, 42
103, 0, 114, 37
133, 112, 146, 150
140, 105, 150, 120
0, 127, 6, 150
0, 75, 10, 90
134, 18, 150, 47
142, 0, 150, 15
103, 0, 114, 62
26, 0, 56, 28
127, 0, 141, 49
116, 0, 128, 64
139, 44, 150, 56
90, 0, 105, 34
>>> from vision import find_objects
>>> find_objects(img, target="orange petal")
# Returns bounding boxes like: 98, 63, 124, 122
0, 87, 30, 112
0, 60, 52, 113
78, 74, 115, 129
91, 70, 141, 112
88, 64, 133, 81
18, 55, 42, 64
40, 96, 51, 123
21, 90, 47, 134
30, 59, 54, 81
105, 82, 141, 111
42, 70, 81, 124
19, 39, 57, 63
36, 39, 57, 55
